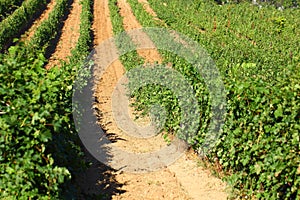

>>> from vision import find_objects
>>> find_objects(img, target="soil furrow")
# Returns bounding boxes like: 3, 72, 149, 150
21, 0, 56, 41
92, 0, 190, 199
117, 0, 162, 64
92, 0, 126, 134
91, 0, 229, 199
93, 0, 169, 159
137, 0, 158, 18
45, 0, 81, 69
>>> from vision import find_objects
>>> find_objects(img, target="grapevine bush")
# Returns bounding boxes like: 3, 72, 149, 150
126, 0, 300, 198
0, 0, 24, 21
0, 0, 48, 52
0, 0, 93, 198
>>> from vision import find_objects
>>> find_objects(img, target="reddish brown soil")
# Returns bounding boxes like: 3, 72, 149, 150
92, 0, 229, 199
21, 0, 57, 41
31, 0, 230, 198
46, 0, 82, 69
117, 0, 162, 64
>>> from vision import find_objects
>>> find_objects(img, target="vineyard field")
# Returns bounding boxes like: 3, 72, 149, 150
0, 0, 299, 199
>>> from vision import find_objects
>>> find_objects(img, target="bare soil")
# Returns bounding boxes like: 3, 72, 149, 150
91, 0, 229, 199
117, 0, 162, 64
46, 0, 82, 69
21, 0, 56, 41
38, 0, 230, 198
137, 0, 159, 19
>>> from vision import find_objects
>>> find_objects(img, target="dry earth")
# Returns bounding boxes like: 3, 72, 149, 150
20, 0, 82, 69
46, 0, 82, 69
21, 0, 57, 41
30, 0, 230, 198
91, 0, 229, 199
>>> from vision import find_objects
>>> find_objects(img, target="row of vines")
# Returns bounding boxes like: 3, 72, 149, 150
214, 0, 300, 8
0, 0, 24, 21
0, 0, 48, 52
112, 0, 299, 199
0, 0, 299, 199
0, 0, 93, 198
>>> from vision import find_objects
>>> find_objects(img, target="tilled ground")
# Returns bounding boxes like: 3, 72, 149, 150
21, 0, 57, 41
46, 0, 82, 69
27, 0, 229, 198
90, 0, 229, 199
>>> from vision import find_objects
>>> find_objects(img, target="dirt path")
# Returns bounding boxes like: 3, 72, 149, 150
45, 0, 81, 69
92, 0, 229, 199
93, 0, 169, 164
117, 0, 162, 63
92, 0, 189, 199
137, 0, 159, 19
21, 0, 56, 41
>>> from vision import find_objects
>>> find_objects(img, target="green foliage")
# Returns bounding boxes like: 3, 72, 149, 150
109, 0, 126, 35
272, 16, 287, 33
71, 0, 93, 61
0, 0, 93, 198
214, 0, 300, 8
0, 0, 24, 21
126, 0, 300, 198
108, 0, 144, 71
219, 64, 300, 199
0, 0, 47, 52
30, 0, 71, 52
0, 44, 72, 198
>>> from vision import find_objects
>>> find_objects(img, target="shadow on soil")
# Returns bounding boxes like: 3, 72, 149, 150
44, 0, 74, 60
0, 0, 51, 53
52, 133, 126, 200
50, 71, 126, 199
74, 148, 126, 200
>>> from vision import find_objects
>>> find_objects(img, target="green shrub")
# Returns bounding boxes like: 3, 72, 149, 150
0, 0, 47, 52
124, 0, 300, 198
0, 0, 93, 197
0, 45, 72, 198
0, 0, 24, 21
